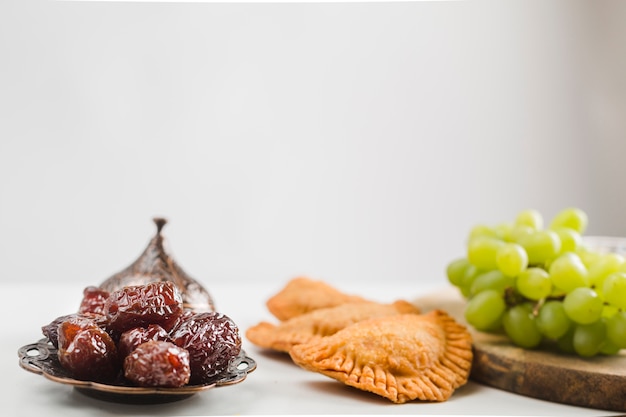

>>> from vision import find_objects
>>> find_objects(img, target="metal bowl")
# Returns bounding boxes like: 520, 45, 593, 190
18, 338, 256, 404
98, 218, 215, 312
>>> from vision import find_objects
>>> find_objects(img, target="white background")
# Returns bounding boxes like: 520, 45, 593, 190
1, 0, 626, 292
2, 2, 626, 416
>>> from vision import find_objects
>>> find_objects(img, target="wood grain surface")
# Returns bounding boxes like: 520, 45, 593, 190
414, 287, 626, 412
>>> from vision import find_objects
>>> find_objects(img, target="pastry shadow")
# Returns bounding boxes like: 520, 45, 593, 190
306, 379, 394, 405
302, 380, 404, 405
303, 379, 476, 405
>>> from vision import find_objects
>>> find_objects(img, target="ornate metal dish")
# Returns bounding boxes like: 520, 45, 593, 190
18, 338, 257, 404
99, 218, 216, 312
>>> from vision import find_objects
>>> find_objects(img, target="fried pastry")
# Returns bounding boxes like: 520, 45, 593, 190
266, 276, 368, 321
246, 300, 421, 352
288, 310, 473, 404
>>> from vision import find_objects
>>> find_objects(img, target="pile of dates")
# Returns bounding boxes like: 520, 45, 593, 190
41, 281, 242, 388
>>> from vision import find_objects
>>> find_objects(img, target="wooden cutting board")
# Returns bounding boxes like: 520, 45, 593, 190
414, 288, 626, 412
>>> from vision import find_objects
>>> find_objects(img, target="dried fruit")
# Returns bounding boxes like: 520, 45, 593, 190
167, 309, 196, 334
42, 312, 108, 348
99, 218, 215, 312
104, 281, 184, 333
123, 340, 191, 387
57, 316, 119, 382
41, 271, 244, 388
78, 286, 110, 315
118, 324, 170, 359
171, 312, 242, 383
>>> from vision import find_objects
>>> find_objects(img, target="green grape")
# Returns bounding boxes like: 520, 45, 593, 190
563, 287, 603, 324
496, 243, 528, 277
516, 267, 552, 300
600, 339, 621, 355
552, 227, 582, 254
536, 300, 571, 339
502, 304, 542, 348
606, 311, 626, 348
515, 209, 543, 230
588, 253, 624, 289
467, 236, 504, 270
509, 224, 534, 243
468, 224, 497, 241
602, 304, 619, 319
458, 264, 481, 298
557, 326, 576, 354
516, 230, 561, 265
573, 320, 606, 357
549, 285, 567, 298
548, 252, 589, 293
446, 258, 471, 287
576, 245, 602, 269
602, 272, 626, 309
453, 207, 626, 357
549, 207, 588, 234
470, 270, 515, 297
464, 289, 506, 331
493, 222, 513, 241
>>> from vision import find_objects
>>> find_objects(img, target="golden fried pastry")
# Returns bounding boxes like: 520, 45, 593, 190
246, 300, 421, 352
288, 310, 473, 404
266, 277, 368, 321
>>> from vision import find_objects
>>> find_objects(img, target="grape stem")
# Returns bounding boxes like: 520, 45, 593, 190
503, 287, 557, 317
532, 298, 545, 317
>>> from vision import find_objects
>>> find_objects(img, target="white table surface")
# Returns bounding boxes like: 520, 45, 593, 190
4, 281, 623, 417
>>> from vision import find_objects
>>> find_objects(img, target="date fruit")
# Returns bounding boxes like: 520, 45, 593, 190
78, 286, 110, 315
57, 316, 119, 382
41, 280, 244, 388
104, 281, 183, 333
42, 313, 109, 348
118, 324, 170, 359
171, 312, 242, 383
123, 340, 191, 387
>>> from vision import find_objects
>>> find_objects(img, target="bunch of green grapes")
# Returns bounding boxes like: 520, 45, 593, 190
446, 207, 626, 357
